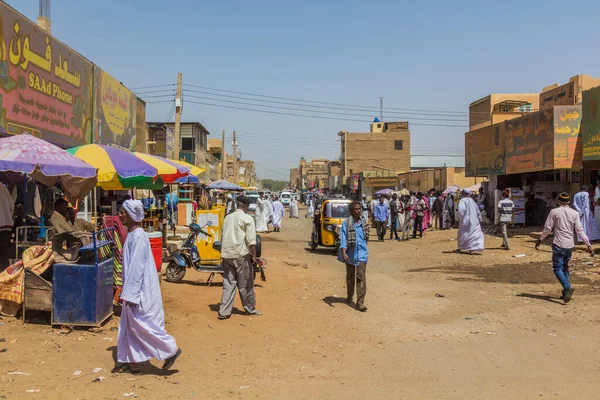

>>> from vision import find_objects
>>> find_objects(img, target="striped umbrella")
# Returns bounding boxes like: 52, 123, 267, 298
133, 152, 189, 183
170, 159, 205, 177
67, 144, 157, 190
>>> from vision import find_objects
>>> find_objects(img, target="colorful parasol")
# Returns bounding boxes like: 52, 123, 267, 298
171, 159, 205, 177
207, 179, 244, 191
0, 134, 97, 200
67, 144, 157, 190
133, 152, 189, 183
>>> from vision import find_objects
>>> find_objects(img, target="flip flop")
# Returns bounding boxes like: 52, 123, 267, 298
111, 363, 140, 374
162, 348, 182, 370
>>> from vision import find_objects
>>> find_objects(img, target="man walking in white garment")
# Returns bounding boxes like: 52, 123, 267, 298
255, 192, 268, 233
113, 200, 181, 374
218, 196, 262, 319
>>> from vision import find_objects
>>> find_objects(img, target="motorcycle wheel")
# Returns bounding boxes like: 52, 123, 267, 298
310, 235, 317, 251
165, 261, 186, 282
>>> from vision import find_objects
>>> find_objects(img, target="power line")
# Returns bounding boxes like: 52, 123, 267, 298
184, 100, 468, 127
182, 93, 468, 123
183, 83, 471, 115
145, 100, 175, 104
130, 83, 175, 90
182, 88, 469, 119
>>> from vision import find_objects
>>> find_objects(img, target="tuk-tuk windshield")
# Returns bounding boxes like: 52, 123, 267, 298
324, 202, 350, 218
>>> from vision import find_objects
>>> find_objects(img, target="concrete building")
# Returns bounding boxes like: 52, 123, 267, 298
208, 138, 225, 179
327, 161, 341, 192
338, 121, 411, 194
298, 158, 330, 189
539, 74, 600, 110
469, 94, 539, 132
226, 157, 258, 188
398, 167, 486, 193
289, 168, 299, 190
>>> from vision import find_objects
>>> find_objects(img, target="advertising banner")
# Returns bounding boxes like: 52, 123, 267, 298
553, 105, 582, 169
94, 66, 137, 150
582, 86, 600, 161
0, 3, 93, 147
505, 110, 554, 174
540, 81, 575, 110
465, 124, 505, 177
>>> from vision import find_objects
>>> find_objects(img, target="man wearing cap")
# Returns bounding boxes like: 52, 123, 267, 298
218, 195, 261, 319
536, 192, 594, 303
113, 200, 181, 374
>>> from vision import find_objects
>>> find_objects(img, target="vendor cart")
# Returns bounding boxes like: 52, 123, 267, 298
22, 228, 115, 327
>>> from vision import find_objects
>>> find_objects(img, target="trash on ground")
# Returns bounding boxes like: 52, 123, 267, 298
25, 389, 40, 393
92, 368, 102, 373
486, 332, 497, 335
93, 376, 106, 382
73, 371, 82, 376
513, 254, 527, 258
435, 293, 445, 298
7, 371, 31, 375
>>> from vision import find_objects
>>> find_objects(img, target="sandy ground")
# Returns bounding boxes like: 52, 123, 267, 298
2, 209, 600, 399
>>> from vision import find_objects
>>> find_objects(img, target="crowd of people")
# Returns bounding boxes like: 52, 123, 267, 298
360, 187, 491, 254
255, 192, 289, 233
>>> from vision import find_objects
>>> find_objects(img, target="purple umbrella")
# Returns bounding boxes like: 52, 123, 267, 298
375, 188, 394, 196
207, 179, 244, 191
0, 134, 97, 200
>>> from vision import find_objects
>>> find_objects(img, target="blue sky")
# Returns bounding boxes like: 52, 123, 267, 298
8, 0, 600, 180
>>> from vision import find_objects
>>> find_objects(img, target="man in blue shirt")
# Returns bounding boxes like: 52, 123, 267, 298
373, 196, 389, 241
165, 191, 179, 230
339, 201, 370, 312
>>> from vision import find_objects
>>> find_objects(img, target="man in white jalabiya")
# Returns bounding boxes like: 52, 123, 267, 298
455, 189, 485, 254
271, 197, 285, 232
264, 195, 274, 230
361, 195, 369, 221
573, 186, 600, 242
289, 196, 299, 218
113, 200, 181, 374
594, 182, 600, 230
307, 196, 315, 218
255, 192, 268, 233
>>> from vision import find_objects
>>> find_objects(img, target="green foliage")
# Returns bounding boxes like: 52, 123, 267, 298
260, 179, 287, 192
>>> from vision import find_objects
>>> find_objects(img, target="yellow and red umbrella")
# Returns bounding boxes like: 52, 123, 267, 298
133, 152, 189, 183
170, 159, 205, 176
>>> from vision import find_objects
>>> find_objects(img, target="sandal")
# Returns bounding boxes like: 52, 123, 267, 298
162, 348, 182, 370
111, 363, 141, 374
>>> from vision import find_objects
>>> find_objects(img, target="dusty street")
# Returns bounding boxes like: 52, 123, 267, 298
2, 210, 600, 399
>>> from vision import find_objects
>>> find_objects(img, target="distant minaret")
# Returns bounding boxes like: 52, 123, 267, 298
37, 0, 51, 34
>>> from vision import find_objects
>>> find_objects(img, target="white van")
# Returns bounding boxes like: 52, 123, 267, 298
280, 191, 292, 207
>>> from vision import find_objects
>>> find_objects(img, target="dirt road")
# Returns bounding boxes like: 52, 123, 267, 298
2, 211, 600, 399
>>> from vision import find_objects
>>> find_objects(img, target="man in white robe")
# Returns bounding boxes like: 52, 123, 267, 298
573, 186, 600, 242
255, 192, 268, 233
594, 182, 600, 230
307, 196, 315, 218
265, 196, 274, 229
456, 189, 485, 253
113, 200, 181, 374
289, 197, 299, 218
271, 197, 285, 232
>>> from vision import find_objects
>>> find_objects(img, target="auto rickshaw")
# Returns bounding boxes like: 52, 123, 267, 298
309, 198, 352, 252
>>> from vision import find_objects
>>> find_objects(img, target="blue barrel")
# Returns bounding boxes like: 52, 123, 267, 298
52, 258, 114, 326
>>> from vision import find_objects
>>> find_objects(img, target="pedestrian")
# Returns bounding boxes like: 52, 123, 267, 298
360, 195, 369, 222
289, 196, 299, 218
443, 192, 455, 229
271, 197, 285, 232
498, 189, 514, 250
373, 196, 389, 241
255, 192, 269, 233
389, 193, 400, 240
412, 193, 426, 239
338, 201, 369, 312
456, 189, 484, 254
573, 185, 600, 242
428, 190, 437, 229
218, 195, 262, 319
432, 191, 444, 231
536, 192, 593, 303
369, 195, 378, 225
113, 200, 181, 374
399, 194, 412, 240
0, 183, 14, 270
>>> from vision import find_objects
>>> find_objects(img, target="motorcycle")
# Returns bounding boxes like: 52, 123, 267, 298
164, 221, 265, 283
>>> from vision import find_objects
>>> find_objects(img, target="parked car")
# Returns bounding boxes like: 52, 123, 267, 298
280, 191, 292, 207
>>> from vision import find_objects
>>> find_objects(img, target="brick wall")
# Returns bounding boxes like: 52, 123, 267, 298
344, 129, 410, 174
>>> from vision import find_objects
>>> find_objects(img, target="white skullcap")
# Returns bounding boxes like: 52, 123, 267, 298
462, 188, 471, 195
122, 200, 145, 222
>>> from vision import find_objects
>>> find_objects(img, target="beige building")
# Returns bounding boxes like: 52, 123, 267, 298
289, 167, 299, 190
469, 94, 539, 131
399, 167, 486, 193
539, 74, 600, 110
300, 158, 329, 189
226, 157, 258, 188
327, 161, 341, 191
338, 122, 411, 187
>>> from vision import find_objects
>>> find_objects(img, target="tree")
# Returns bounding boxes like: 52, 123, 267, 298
261, 179, 287, 192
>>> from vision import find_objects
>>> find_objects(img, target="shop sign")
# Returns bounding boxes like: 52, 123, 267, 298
553, 105, 582, 169
465, 124, 505, 176
505, 109, 554, 174
582, 86, 600, 160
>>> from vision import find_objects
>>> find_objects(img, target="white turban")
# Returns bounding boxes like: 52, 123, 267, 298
122, 200, 145, 222
462, 188, 471, 195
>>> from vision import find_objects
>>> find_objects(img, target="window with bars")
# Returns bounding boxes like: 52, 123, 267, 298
394, 140, 404, 150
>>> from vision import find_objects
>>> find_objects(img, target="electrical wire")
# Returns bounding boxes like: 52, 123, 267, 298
183, 100, 468, 127
130, 83, 175, 90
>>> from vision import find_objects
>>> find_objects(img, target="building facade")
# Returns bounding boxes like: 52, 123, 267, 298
399, 167, 486, 193
539, 75, 600, 110
298, 158, 329, 189
289, 168, 299, 190
226, 157, 258, 188
469, 94, 539, 132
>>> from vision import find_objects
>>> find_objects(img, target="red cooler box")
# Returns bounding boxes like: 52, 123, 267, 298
145, 231, 163, 272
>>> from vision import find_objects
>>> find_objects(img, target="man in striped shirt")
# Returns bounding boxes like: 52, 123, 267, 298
498, 189, 514, 250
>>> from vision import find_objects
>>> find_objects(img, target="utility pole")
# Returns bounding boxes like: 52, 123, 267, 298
232, 130, 238, 184
174, 72, 182, 160
379, 97, 384, 122
221, 129, 226, 179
